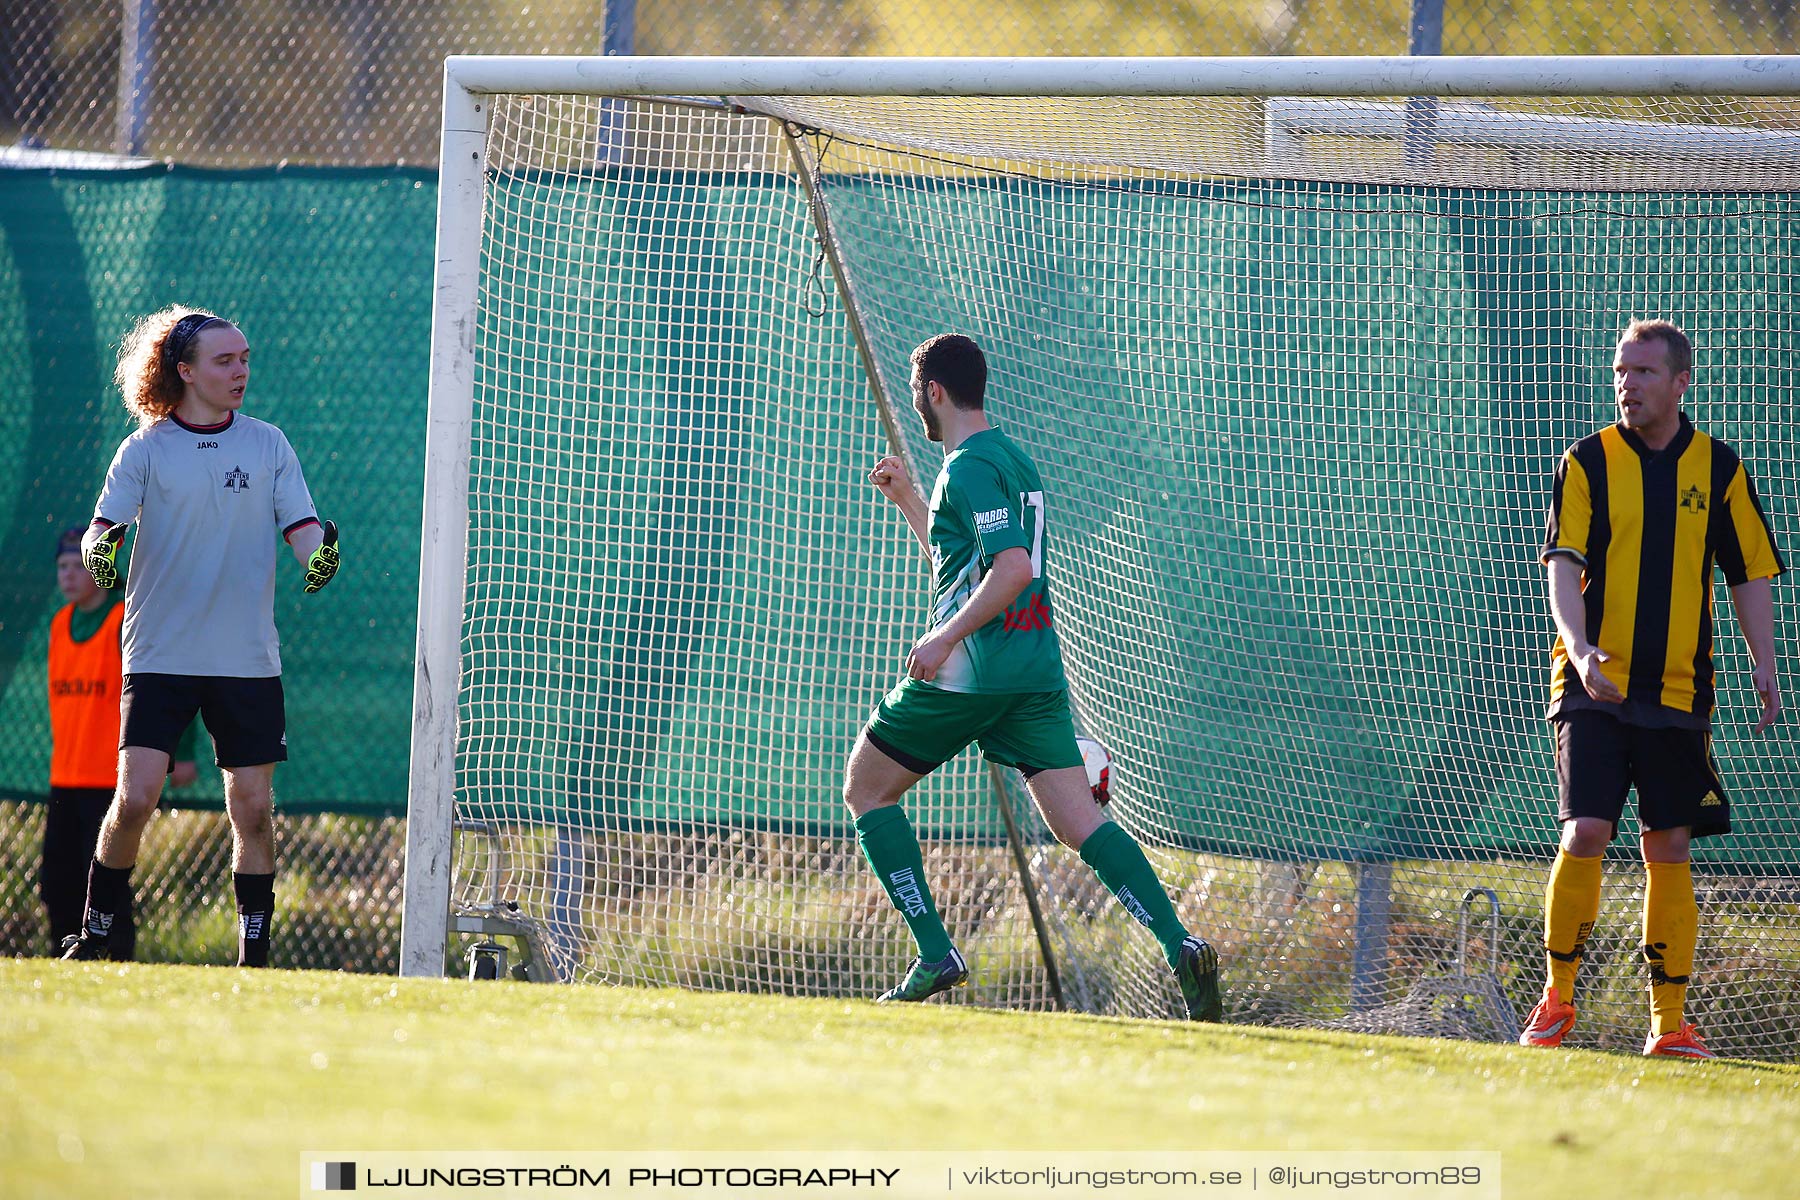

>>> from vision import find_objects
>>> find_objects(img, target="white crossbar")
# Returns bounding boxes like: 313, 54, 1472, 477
444, 55, 1800, 99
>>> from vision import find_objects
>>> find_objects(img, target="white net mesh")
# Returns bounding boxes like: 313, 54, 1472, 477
449, 87, 1800, 1056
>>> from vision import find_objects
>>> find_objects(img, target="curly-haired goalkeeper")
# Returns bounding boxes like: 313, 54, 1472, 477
63, 306, 340, 968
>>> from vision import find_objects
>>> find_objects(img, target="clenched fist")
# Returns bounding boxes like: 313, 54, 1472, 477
868, 455, 918, 508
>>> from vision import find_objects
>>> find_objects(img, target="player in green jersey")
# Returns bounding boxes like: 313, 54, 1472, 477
847, 333, 1222, 1021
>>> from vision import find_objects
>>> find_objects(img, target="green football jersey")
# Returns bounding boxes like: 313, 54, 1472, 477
924, 427, 1068, 694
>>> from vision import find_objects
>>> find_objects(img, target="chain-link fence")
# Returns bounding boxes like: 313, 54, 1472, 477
1, 801, 405, 968
6, 2, 1800, 166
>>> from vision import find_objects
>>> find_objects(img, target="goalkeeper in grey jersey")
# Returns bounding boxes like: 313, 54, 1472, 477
849, 333, 1222, 1020
62, 306, 340, 967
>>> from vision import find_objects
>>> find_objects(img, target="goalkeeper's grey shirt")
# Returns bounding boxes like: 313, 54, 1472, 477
95, 412, 318, 677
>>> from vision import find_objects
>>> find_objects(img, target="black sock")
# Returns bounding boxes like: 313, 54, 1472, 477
234, 872, 275, 967
83, 859, 133, 943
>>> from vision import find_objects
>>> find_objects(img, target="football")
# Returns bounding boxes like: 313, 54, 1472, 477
1076, 735, 1113, 806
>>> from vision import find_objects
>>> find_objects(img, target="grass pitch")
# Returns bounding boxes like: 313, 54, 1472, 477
3, 959, 1797, 1199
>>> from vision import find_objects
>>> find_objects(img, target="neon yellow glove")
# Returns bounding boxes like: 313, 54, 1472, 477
83, 522, 128, 590
303, 521, 340, 593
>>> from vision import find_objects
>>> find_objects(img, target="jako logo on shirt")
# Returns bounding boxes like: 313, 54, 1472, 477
195, 440, 218, 449
223, 466, 250, 492
974, 507, 1010, 533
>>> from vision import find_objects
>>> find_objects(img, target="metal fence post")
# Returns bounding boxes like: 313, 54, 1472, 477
598, 0, 637, 164
1352, 860, 1394, 1012
115, 0, 156, 156
1406, 0, 1446, 169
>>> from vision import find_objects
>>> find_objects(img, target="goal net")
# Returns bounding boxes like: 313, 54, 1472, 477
410, 57, 1800, 1060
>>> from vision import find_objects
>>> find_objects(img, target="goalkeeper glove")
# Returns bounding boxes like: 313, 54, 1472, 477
303, 521, 340, 593
83, 522, 128, 590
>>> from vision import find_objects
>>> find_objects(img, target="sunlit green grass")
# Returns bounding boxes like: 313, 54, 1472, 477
3, 959, 1797, 1199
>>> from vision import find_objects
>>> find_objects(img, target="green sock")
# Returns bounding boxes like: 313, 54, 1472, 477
1079, 821, 1190, 967
855, 806, 954, 962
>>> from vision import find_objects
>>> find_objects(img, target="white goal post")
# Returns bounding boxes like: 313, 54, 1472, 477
406, 54, 1800, 1057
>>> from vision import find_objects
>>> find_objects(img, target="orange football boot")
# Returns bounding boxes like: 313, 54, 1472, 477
1518, 985, 1577, 1048
1644, 1023, 1716, 1059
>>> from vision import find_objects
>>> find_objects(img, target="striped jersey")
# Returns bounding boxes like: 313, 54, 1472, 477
1541, 414, 1783, 726
923, 427, 1067, 694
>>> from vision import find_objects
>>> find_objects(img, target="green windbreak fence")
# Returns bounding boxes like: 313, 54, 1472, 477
1, 167, 1794, 868
825, 179, 1800, 866
462, 165, 1797, 869
846, 180, 1800, 863
0, 167, 434, 814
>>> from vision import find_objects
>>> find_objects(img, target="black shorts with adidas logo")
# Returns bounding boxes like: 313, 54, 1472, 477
1554, 709, 1730, 839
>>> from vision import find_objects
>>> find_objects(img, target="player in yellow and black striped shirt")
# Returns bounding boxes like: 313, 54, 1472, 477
1522, 320, 1783, 1059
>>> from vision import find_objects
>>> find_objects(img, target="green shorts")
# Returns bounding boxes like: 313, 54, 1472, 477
863, 678, 1083, 776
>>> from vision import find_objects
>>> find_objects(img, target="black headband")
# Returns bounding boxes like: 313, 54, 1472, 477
161, 314, 227, 377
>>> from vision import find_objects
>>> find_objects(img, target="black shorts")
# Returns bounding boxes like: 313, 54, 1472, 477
121, 673, 287, 770
1554, 710, 1729, 839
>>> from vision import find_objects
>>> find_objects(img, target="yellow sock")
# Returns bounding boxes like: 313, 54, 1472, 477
1544, 850, 1603, 999
1644, 861, 1697, 1037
